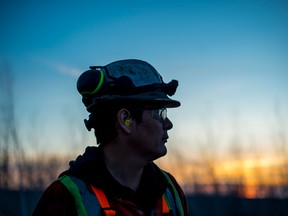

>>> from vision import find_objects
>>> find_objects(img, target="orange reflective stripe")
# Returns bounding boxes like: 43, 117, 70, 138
91, 184, 170, 216
91, 185, 116, 216
155, 195, 170, 216
162, 196, 170, 214
101, 209, 116, 216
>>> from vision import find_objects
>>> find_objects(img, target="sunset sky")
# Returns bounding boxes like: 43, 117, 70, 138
1, 0, 287, 163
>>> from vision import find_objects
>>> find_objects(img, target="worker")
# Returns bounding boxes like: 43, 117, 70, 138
33, 59, 190, 215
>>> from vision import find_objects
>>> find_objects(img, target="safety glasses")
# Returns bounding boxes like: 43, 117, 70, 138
151, 108, 167, 122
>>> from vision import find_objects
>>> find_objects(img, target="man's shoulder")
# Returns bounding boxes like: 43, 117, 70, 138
42, 179, 71, 196
33, 179, 77, 216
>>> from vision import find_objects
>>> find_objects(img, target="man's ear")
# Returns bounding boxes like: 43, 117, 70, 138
117, 109, 133, 134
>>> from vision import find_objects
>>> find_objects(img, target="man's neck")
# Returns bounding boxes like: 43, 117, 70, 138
103, 143, 145, 191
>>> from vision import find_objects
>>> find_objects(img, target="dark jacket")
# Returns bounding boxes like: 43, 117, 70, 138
33, 146, 190, 215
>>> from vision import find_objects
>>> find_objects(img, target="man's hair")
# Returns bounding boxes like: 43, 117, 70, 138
85, 106, 143, 145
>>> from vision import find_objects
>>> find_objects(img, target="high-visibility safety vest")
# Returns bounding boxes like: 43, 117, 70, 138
59, 171, 184, 216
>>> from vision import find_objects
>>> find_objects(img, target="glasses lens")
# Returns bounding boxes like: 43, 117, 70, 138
160, 108, 167, 121
152, 108, 167, 121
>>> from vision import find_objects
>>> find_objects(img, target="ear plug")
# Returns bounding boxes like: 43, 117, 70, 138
124, 119, 132, 126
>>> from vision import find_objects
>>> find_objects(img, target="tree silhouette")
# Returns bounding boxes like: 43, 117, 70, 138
0, 63, 24, 189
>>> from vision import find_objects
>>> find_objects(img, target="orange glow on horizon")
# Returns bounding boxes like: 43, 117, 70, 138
157, 154, 288, 198
5, 150, 288, 198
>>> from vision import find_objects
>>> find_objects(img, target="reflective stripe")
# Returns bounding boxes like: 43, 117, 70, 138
60, 174, 181, 216
161, 171, 184, 216
91, 185, 116, 216
162, 196, 170, 214
91, 184, 169, 216
163, 188, 177, 216
58, 175, 88, 216
154, 195, 170, 216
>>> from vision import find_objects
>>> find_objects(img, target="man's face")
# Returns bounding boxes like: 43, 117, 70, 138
130, 108, 173, 162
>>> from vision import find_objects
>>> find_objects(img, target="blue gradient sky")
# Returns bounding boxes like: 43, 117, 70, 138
1, 0, 287, 156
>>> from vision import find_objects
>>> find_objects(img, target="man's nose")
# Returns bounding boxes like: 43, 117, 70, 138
163, 117, 173, 130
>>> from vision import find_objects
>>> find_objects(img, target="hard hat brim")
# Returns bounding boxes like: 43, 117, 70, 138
86, 91, 180, 112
